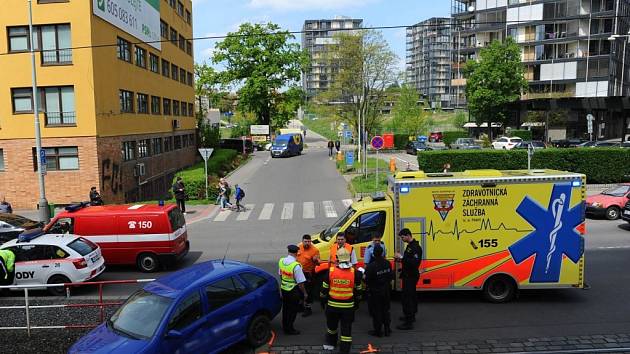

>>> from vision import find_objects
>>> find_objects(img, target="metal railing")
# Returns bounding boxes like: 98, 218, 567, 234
0, 279, 154, 336
41, 49, 72, 65
45, 111, 76, 125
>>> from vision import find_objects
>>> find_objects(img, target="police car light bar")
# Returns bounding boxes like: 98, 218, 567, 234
18, 228, 45, 243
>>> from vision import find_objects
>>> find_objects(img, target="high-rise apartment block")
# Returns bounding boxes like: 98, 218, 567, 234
0, 0, 197, 209
302, 17, 363, 99
406, 17, 453, 108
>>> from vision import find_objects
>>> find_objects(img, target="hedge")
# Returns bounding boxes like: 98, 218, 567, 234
394, 134, 411, 149
442, 131, 469, 147
510, 130, 533, 141
173, 149, 240, 200
416, 148, 630, 184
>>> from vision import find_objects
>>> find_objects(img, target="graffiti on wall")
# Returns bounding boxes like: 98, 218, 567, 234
101, 159, 123, 195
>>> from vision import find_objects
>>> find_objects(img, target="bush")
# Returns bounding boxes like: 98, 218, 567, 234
510, 130, 533, 141
173, 149, 239, 200
442, 131, 469, 147
394, 134, 411, 149
417, 148, 630, 184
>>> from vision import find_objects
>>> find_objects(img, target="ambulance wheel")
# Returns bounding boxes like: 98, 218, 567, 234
605, 206, 620, 220
246, 313, 271, 347
137, 253, 160, 273
482, 275, 516, 303
47, 275, 70, 296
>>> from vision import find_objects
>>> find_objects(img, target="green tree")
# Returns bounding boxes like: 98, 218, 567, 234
452, 111, 468, 131
271, 86, 305, 131
465, 38, 527, 139
390, 84, 428, 136
194, 63, 224, 111
212, 23, 309, 126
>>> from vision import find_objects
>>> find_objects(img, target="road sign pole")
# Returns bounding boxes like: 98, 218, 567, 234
375, 150, 379, 190
204, 160, 208, 200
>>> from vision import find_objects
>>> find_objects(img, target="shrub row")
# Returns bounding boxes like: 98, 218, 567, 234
173, 149, 240, 200
442, 131, 469, 147
416, 148, 630, 184
393, 134, 410, 149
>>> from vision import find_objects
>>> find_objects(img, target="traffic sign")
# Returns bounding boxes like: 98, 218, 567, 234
371, 136, 384, 150
344, 130, 352, 138
586, 114, 594, 134
198, 148, 214, 161
39, 149, 47, 176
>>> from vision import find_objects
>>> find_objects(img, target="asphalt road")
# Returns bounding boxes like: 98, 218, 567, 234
4, 129, 630, 352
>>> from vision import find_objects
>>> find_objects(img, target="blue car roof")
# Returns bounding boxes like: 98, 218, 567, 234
144, 260, 260, 298
275, 134, 292, 140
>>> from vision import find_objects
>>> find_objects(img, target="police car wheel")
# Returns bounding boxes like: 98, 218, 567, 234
246, 313, 271, 348
482, 275, 516, 303
137, 253, 160, 273
47, 275, 70, 296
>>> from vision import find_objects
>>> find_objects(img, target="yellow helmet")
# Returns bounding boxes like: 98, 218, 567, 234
336, 248, 351, 265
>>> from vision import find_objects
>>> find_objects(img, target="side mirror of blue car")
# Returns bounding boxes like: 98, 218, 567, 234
166, 330, 183, 339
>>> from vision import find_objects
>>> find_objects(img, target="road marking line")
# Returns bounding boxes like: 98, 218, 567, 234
236, 204, 255, 221
213, 209, 232, 222
258, 203, 274, 220
342, 199, 353, 208
323, 200, 337, 218
597, 245, 630, 249
303, 202, 315, 219
263, 156, 272, 165
281, 203, 294, 220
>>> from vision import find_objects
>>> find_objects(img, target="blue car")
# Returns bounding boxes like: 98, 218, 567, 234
69, 260, 281, 354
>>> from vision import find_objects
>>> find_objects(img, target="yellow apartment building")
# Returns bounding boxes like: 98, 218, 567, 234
0, 0, 196, 209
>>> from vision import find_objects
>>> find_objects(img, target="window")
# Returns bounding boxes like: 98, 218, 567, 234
8, 26, 36, 52
206, 277, 247, 310
177, 1, 184, 16
43, 87, 75, 125
170, 27, 177, 45
163, 98, 171, 115
182, 134, 188, 148
185, 10, 191, 24
188, 133, 195, 145
161, 59, 170, 77
346, 211, 387, 245
149, 53, 159, 73
180, 68, 186, 84
40, 24, 72, 64
186, 41, 192, 55
181, 103, 188, 117
169, 0, 176, 8
117, 37, 131, 62
151, 96, 161, 114
168, 292, 202, 331
187, 72, 193, 86
152, 137, 163, 155
0, 149, 4, 171
11, 88, 39, 113
179, 35, 186, 50
120, 90, 134, 113
240, 273, 268, 290
188, 103, 194, 117
138, 139, 151, 158
160, 20, 168, 38
173, 100, 180, 116
122, 141, 136, 161
174, 135, 182, 149
32, 147, 79, 171
171, 64, 179, 81
137, 93, 148, 113
164, 136, 173, 152
135, 46, 147, 68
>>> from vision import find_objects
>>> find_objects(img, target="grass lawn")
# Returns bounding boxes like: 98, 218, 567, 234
351, 172, 389, 194
302, 118, 338, 141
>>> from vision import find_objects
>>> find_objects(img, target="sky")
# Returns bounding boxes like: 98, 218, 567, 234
191, 0, 451, 72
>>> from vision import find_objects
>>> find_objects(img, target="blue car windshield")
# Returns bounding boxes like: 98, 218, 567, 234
274, 140, 289, 147
108, 290, 172, 339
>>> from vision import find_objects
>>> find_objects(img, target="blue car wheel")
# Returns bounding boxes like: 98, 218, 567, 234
247, 313, 271, 347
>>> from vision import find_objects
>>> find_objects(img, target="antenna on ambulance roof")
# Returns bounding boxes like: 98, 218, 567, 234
221, 242, 231, 266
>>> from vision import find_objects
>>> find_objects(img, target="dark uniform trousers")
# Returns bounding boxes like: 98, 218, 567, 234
303, 272, 315, 306
325, 305, 354, 353
281, 288, 301, 331
368, 289, 391, 332
401, 275, 419, 322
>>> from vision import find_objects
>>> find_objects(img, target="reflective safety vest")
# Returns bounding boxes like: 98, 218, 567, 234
278, 258, 299, 291
330, 243, 353, 263
0, 249, 15, 273
328, 266, 355, 308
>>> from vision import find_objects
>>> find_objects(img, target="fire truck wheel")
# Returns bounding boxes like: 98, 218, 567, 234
47, 275, 70, 296
246, 313, 271, 347
137, 253, 160, 273
482, 275, 516, 303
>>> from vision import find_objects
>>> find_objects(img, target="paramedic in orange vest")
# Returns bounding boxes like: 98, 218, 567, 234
328, 232, 357, 266
320, 248, 363, 353
278, 244, 308, 335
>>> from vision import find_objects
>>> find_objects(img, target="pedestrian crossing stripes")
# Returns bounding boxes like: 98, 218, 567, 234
212, 199, 354, 222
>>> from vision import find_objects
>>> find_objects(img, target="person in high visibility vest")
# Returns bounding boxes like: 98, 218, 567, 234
320, 248, 363, 353
278, 245, 308, 335
328, 232, 357, 266
0, 249, 15, 286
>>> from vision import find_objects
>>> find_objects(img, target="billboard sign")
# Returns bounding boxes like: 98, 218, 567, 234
250, 125, 270, 135
93, 0, 161, 50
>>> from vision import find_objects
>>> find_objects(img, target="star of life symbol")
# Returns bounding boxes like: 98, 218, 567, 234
509, 184, 583, 283
433, 193, 455, 221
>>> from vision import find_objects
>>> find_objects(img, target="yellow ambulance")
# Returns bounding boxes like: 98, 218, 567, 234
313, 169, 586, 302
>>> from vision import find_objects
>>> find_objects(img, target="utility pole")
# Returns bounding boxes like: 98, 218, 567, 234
28, 0, 49, 222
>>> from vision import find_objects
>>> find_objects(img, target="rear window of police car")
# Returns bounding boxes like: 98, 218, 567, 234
67, 238, 98, 256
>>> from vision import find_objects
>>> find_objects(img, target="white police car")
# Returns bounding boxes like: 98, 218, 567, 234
0, 232, 105, 295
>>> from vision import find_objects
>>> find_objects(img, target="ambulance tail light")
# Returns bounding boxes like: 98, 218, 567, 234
73, 258, 88, 269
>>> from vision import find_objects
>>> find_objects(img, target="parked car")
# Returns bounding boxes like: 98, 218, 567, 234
492, 137, 523, 150
220, 138, 254, 154
0, 214, 44, 244
620, 142, 630, 148
578, 141, 619, 148
0, 232, 105, 295
451, 138, 481, 150
513, 141, 546, 150
69, 260, 282, 354
551, 139, 585, 148
405, 141, 432, 155
429, 132, 443, 143
586, 184, 630, 220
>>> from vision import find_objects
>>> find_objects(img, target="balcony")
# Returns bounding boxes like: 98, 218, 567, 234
41, 49, 72, 65
45, 111, 76, 126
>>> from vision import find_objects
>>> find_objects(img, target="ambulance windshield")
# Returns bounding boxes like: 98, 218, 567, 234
321, 208, 356, 241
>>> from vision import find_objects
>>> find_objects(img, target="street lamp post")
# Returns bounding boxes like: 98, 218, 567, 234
28, 0, 49, 222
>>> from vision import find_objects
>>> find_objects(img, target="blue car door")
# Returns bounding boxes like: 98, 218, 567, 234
161, 290, 209, 354
203, 275, 254, 350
